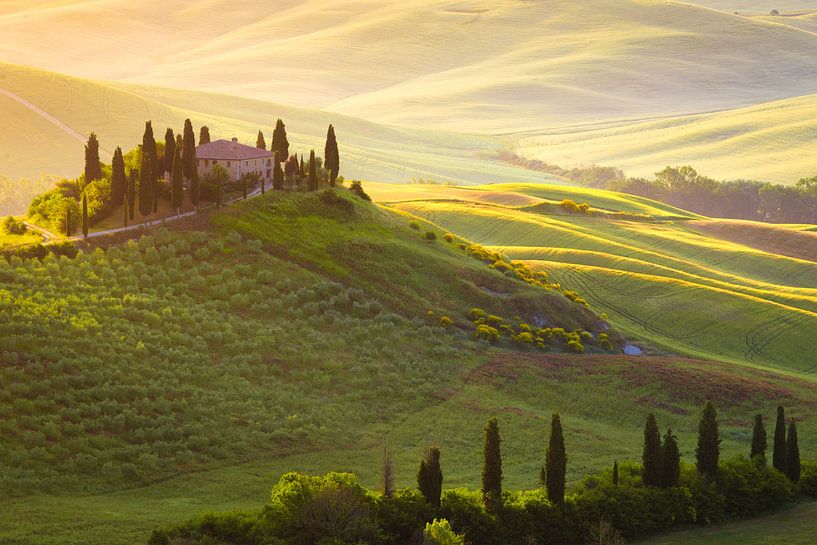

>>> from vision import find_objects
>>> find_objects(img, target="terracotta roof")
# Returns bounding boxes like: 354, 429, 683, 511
196, 139, 272, 160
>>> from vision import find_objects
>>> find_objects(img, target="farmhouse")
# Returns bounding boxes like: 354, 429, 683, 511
196, 138, 272, 182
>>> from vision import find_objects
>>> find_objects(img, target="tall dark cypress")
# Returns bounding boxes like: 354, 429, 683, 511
308, 149, 317, 191
661, 427, 680, 488
300, 154, 306, 177
642, 414, 663, 487
190, 169, 200, 209
786, 421, 800, 483
164, 127, 176, 176
542, 413, 566, 504
612, 461, 619, 486
182, 119, 197, 181
65, 206, 71, 236
751, 414, 767, 461
272, 152, 284, 190
773, 406, 787, 474
84, 133, 102, 182
138, 153, 153, 219
171, 136, 184, 214
111, 146, 126, 206
199, 126, 210, 145
127, 170, 136, 220
324, 124, 339, 186
696, 401, 720, 479
122, 185, 128, 228
382, 446, 395, 499
256, 130, 266, 149
417, 445, 443, 508
270, 119, 289, 161
142, 121, 159, 213
81, 194, 88, 238
481, 417, 502, 511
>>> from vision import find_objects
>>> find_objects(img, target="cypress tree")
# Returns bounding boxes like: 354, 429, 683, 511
190, 169, 200, 209
542, 413, 567, 504
65, 206, 71, 236
272, 152, 284, 190
382, 446, 395, 499
122, 181, 129, 228
751, 414, 767, 462
256, 130, 266, 149
138, 153, 153, 220
417, 445, 443, 508
481, 417, 502, 511
199, 125, 210, 145
786, 421, 800, 483
81, 194, 88, 238
300, 154, 306, 177
142, 121, 160, 213
324, 124, 339, 186
270, 119, 289, 161
84, 133, 102, 183
612, 461, 619, 486
642, 414, 663, 487
111, 146, 127, 207
696, 401, 720, 480
773, 406, 787, 474
182, 119, 197, 181
127, 170, 136, 220
171, 136, 184, 214
661, 427, 681, 488
164, 128, 176, 176
308, 149, 317, 191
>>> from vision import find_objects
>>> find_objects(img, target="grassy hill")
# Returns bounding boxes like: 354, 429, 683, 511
4, 1, 817, 135
0, 62, 561, 206
1, 186, 814, 545
369, 182, 817, 374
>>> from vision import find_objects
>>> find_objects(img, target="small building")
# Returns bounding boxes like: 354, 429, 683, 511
196, 138, 272, 182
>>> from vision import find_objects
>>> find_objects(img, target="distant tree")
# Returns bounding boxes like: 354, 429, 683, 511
773, 406, 787, 475
481, 417, 502, 511
382, 446, 395, 499
642, 414, 663, 487
190, 169, 200, 209
164, 127, 176, 176
111, 146, 127, 206
122, 183, 128, 228
84, 133, 102, 183
661, 427, 680, 488
199, 126, 210, 145
65, 206, 72, 236
284, 155, 299, 188
751, 414, 767, 462
142, 121, 159, 213
81, 194, 88, 238
138, 153, 153, 220
127, 170, 136, 220
417, 445, 443, 508
183, 119, 197, 181
171, 136, 184, 214
612, 461, 619, 486
256, 130, 266, 150
786, 421, 800, 483
270, 119, 289, 161
273, 152, 284, 190
308, 150, 318, 191
324, 124, 340, 186
542, 413, 567, 504
300, 154, 306, 177
696, 401, 720, 480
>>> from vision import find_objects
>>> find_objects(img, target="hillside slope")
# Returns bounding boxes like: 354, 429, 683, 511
4, 1, 817, 133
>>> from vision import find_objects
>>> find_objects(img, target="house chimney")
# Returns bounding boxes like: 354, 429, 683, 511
232, 137, 238, 143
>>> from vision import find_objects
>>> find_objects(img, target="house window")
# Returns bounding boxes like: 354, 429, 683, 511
266, 169, 271, 178
246, 161, 249, 166
213, 160, 218, 165
227, 161, 231, 167
204, 160, 209, 167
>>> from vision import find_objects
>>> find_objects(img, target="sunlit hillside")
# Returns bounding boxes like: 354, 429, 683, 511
0, 62, 560, 203
4, 1, 817, 134
515, 93, 817, 184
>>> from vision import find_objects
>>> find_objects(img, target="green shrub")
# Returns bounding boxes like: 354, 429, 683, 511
349, 180, 371, 201
443, 233, 454, 243
440, 315, 454, 328
2, 216, 27, 235
409, 221, 420, 230
424, 519, 465, 545
564, 290, 589, 307
567, 340, 585, 353
475, 324, 499, 344
799, 462, 817, 497
424, 231, 437, 241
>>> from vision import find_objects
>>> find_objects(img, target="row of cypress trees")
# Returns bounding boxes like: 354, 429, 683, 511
755, 405, 801, 482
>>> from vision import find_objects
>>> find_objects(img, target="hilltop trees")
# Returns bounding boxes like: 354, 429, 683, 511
272, 152, 284, 190
164, 127, 176, 176
84, 133, 102, 183
285, 155, 299, 188
481, 417, 502, 511
642, 414, 663, 487
111, 146, 126, 206
308, 150, 317, 191
199, 126, 210, 145
417, 446, 443, 508
786, 421, 800, 483
138, 153, 153, 219
182, 119, 197, 181
324, 124, 339, 186
751, 414, 767, 461
543, 413, 567, 504
256, 130, 266, 149
81, 194, 88, 238
127, 170, 136, 220
661, 428, 680, 488
382, 446, 395, 499
271, 119, 289, 161
171, 136, 184, 214
773, 406, 787, 474
142, 121, 160, 213
696, 401, 720, 480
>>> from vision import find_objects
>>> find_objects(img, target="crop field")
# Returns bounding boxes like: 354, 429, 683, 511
370, 183, 817, 374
